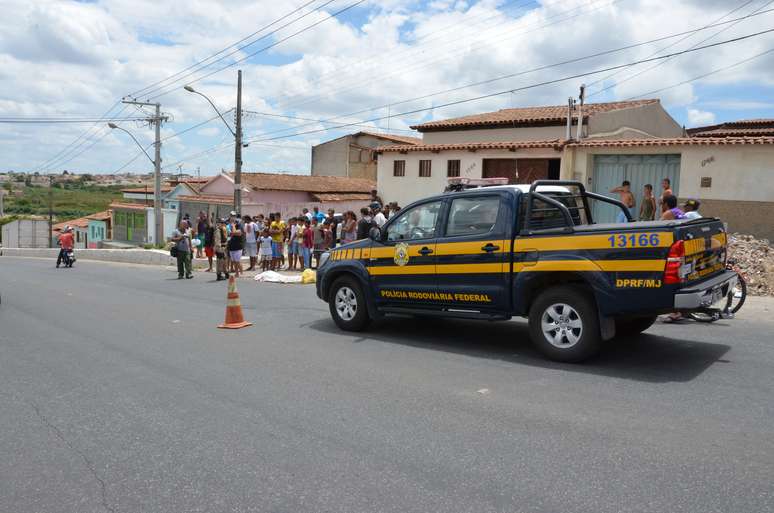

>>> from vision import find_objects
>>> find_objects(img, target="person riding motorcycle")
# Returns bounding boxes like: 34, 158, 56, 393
56, 226, 75, 268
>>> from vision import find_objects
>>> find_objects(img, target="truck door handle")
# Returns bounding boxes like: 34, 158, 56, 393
481, 243, 500, 252
418, 247, 433, 255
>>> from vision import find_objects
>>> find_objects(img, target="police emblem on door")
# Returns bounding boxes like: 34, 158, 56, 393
394, 242, 410, 266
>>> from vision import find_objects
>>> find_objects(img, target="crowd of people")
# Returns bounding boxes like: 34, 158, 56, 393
168, 190, 402, 281
610, 178, 701, 222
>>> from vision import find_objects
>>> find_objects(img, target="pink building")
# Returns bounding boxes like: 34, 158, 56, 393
189, 172, 376, 218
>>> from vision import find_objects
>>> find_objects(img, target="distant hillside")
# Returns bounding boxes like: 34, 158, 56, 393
2, 183, 123, 220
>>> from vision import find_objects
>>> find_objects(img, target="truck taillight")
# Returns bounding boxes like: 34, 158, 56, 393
664, 240, 686, 285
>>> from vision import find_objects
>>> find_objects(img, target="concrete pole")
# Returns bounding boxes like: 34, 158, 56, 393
154, 103, 163, 246
234, 69, 243, 214
0, 189, 5, 217
48, 175, 54, 248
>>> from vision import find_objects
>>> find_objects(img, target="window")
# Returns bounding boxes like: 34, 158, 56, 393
520, 192, 585, 231
419, 160, 432, 178
393, 160, 405, 177
447, 159, 461, 178
386, 201, 442, 241
446, 196, 500, 237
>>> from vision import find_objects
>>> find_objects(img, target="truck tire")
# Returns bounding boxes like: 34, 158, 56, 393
528, 286, 601, 363
329, 276, 371, 332
614, 315, 657, 337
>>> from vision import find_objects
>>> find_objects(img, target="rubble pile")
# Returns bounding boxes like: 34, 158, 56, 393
728, 234, 774, 296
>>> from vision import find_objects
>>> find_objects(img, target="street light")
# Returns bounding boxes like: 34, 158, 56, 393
184, 70, 243, 213
108, 123, 154, 165
108, 122, 163, 246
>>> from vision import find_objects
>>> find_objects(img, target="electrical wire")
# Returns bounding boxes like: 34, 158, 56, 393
144, 0, 366, 101
128, 0, 321, 99
246, 28, 774, 144
627, 47, 774, 99
588, 0, 774, 97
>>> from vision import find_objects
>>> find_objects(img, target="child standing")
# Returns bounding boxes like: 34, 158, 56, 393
258, 228, 273, 272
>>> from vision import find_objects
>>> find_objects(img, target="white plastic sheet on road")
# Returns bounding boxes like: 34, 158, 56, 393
254, 271, 302, 284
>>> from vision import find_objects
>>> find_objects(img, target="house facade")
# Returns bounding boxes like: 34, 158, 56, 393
110, 202, 177, 245
376, 100, 683, 208
312, 131, 421, 181
376, 100, 774, 239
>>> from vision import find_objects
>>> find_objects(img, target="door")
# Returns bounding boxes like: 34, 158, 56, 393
435, 194, 510, 311
483, 158, 519, 183
591, 154, 680, 223
368, 200, 443, 308
126, 212, 133, 241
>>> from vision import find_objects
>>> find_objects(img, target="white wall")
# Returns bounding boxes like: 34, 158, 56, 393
679, 145, 774, 201
377, 148, 560, 207
421, 125, 565, 145
564, 144, 774, 202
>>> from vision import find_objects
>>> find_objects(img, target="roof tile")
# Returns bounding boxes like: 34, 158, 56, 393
411, 100, 659, 131
235, 173, 375, 193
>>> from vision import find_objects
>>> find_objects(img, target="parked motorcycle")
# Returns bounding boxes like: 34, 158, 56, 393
688, 258, 746, 323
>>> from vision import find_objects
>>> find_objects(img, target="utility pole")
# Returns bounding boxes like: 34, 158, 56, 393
48, 175, 54, 248
119, 100, 167, 246
184, 69, 244, 212
234, 69, 243, 214
576, 84, 586, 141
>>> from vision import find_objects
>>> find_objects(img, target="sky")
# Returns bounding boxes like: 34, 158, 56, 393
1, 0, 773, 176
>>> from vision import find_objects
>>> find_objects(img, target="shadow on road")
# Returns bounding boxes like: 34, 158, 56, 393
307, 316, 730, 384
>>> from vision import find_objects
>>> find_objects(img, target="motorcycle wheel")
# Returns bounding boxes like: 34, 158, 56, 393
726, 276, 746, 314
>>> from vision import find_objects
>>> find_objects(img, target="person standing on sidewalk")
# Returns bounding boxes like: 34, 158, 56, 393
171, 221, 193, 279
214, 218, 229, 281
243, 215, 258, 271
204, 218, 215, 272
228, 218, 244, 278
639, 184, 657, 221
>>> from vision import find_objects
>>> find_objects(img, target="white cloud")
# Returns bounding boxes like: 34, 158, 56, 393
687, 108, 716, 127
1, 0, 773, 174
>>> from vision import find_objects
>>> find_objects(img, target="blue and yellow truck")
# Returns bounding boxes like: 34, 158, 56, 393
315, 181, 737, 362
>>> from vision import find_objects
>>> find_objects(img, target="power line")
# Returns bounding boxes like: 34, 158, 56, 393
128, 0, 321, 99
241, 110, 418, 133
274, 0, 621, 112
588, 0, 774, 97
0, 117, 153, 123
144, 0, 366, 101
270, 0, 551, 108
243, 20, 774, 144
245, 27, 774, 144
627, 47, 774, 99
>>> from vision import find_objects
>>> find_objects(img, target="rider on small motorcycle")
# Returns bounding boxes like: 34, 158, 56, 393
56, 226, 75, 268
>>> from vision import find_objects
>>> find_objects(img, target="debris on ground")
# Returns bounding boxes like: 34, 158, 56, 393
728, 234, 774, 296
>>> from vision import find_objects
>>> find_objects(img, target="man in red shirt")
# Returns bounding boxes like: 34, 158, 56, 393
57, 226, 75, 268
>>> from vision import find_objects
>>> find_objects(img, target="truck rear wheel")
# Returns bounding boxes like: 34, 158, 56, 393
614, 315, 657, 337
329, 276, 371, 332
528, 286, 601, 363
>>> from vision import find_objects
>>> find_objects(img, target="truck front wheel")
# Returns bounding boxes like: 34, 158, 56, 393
528, 286, 601, 363
328, 276, 371, 332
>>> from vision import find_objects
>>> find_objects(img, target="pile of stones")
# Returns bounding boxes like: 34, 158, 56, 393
728, 234, 774, 296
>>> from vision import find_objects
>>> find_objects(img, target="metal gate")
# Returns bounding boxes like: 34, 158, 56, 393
591, 154, 680, 223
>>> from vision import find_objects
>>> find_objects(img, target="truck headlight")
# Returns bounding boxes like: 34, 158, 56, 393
318, 251, 330, 269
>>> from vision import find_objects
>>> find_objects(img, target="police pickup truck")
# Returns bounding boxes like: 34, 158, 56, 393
315, 180, 737, 362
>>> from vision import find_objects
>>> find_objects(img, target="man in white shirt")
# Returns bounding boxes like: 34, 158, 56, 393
683, 199, 702, 219
371, 203, 387, 228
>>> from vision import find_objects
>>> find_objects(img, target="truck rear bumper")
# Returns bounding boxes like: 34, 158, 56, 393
674, 270, 737, 310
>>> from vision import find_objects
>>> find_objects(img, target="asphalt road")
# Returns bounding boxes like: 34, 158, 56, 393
1, 257, 772, 513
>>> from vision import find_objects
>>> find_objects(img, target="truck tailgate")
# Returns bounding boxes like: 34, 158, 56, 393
675, 219, 727, 284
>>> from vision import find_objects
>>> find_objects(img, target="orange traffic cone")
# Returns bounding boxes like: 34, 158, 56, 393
218, 276, 253, 329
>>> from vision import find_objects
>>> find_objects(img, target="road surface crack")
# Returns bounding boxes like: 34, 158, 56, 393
28, 401, 116, 513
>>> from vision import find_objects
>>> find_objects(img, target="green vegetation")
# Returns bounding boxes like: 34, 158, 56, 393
3, 184, 123, 219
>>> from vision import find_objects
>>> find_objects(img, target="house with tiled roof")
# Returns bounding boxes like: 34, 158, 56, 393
189, 171, 377, 220
687, 119, 774, 138
312, 131, 422, 181
376, 99, 682, 208
376, 100, 774, 239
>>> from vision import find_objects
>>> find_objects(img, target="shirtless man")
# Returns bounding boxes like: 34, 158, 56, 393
659, 178, 673, 208
610, 180, 635, 223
